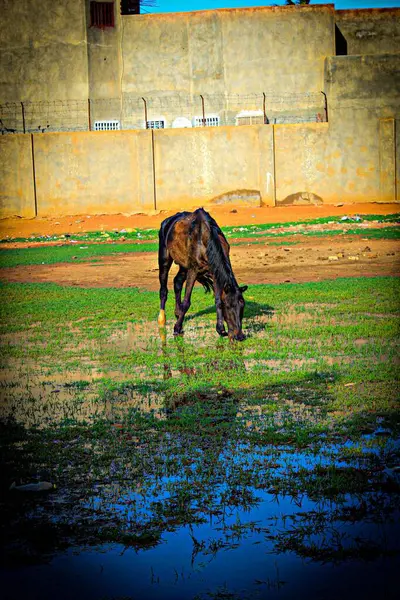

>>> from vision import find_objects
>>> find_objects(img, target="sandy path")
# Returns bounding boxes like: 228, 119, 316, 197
2, 235, 398, 289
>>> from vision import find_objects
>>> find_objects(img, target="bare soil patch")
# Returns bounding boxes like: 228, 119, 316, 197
1, 234, 399, 289
0, 202, 397, 239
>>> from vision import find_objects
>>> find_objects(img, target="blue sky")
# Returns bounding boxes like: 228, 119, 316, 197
148, 1, 400, 14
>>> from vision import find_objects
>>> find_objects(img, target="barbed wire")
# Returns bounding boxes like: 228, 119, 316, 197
0, 92, 327, 134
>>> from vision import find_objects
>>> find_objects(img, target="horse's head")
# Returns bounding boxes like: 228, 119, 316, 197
221, 284, 248, 341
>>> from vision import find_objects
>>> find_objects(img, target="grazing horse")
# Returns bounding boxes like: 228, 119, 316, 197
157, 208, 247, 341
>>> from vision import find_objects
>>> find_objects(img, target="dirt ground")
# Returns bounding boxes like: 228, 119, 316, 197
1, 234, 398, 290
0, 202, 397, 238
0, 202, 398, 289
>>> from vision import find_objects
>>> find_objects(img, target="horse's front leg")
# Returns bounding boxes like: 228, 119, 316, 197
174, 270, 197, 335
174, 267, 187, 319
158, 254, 172, 327
214, 286, 228, 337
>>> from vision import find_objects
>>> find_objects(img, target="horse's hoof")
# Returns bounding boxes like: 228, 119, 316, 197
173, 328, 183, 336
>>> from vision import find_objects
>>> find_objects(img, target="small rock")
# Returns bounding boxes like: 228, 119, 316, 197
363, 246, 371, 252
230, 209, 237, 213
348, 256, 359, 261
328, 255, 339, 261
10, 481, 54, 492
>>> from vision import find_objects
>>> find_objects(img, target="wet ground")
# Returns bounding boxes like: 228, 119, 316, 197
1, 204, 399, 600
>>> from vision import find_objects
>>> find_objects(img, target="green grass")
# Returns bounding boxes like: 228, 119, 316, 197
1, 213, 398, 245
1, 275, 399, 566
0, 241, 159, 268
1, 224, 399, 267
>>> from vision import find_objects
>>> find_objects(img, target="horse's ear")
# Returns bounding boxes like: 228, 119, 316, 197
240, 285, 248, 293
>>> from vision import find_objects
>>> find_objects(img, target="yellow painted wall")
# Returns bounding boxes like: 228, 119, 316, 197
32, 130, 155, 216
0, 134, 35, 217
153, 125, 275, 211
325, 54, 399, 203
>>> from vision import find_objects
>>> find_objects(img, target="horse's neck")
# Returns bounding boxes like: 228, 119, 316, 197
208, 234, 235, 290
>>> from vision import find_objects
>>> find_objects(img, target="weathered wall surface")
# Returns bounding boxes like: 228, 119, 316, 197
121, 5, 335, 99
1, 116, 397, 219
153, 125, 274, 210
335, 9, 400, 56
85, 0, 122, 103
325, 54, 399, 203
0, 0, 89, 103
0, 134, 35, 217
32, 131, 155, 216
274, 124, 330, 205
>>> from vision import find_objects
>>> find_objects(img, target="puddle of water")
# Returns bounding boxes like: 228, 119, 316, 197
1, 479, 399, 600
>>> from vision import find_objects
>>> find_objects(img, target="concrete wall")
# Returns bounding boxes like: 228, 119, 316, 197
1, 115, 397, 219
335, 9, 400, 56
0, 134, 36, 217
153, 125, 274, 210
85, 0, 122, 102
0, 0, 89, 103
32, 130, 155, 216
121, 4, 335, 99
325, 54, 399, 203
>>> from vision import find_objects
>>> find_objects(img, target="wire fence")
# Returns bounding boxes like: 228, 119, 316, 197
0, 92, 327, 134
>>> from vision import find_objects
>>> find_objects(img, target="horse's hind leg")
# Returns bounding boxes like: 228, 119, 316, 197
174, 267, 187, 319
158, 254, 172, 327
174, 270, 196, 335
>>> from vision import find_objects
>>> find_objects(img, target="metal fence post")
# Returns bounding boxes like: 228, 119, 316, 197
142, 97, 148, 128
321, 91, 328, 122
200, 95, 206, 126
21, 102, 26, 133
88, 99, 92, 131
263, 93, 269, 124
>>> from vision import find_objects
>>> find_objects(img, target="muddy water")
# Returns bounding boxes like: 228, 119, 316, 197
2, 442, 399, 600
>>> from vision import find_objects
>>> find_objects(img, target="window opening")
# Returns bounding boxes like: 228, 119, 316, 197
193, 115, 220, 127
335, 24, 348, 56
94, 120, 120, 131
90, 2, 115, 29
146, 120, 165, 129
121, 1, 140, 15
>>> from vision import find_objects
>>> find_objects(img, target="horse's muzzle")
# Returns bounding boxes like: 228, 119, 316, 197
229, 331, 245, 342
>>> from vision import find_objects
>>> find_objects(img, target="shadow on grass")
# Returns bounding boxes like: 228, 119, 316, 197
187, 300, 274, 327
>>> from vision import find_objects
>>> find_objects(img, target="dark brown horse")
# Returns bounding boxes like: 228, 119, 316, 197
157, 208, 247, 341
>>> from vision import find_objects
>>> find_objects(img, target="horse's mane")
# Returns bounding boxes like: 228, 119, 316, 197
195, 209, 236, 292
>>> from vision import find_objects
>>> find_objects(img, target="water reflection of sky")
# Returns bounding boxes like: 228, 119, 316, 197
3, 462, 399, 600
3, 509, 399, 600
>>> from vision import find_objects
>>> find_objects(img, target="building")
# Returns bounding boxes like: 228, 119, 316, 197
0, 2, 399, 215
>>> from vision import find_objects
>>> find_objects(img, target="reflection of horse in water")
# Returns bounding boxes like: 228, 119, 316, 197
157, 208, 247, 341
